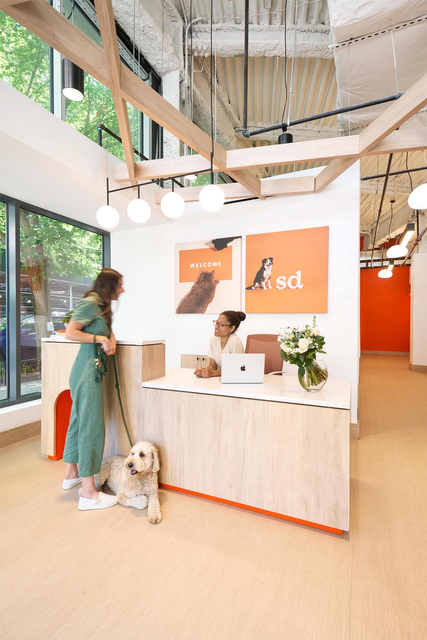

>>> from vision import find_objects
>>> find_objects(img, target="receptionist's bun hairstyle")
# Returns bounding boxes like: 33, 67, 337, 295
222, 310, 246, 333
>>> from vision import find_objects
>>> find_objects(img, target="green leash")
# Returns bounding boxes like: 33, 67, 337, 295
112, 354, 134, 448
94, 336, 133, 448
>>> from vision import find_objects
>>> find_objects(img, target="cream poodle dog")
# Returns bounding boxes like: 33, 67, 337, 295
94, 440, 162, 523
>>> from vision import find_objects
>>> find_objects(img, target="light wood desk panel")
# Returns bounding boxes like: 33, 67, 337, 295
141, 385, 350, 532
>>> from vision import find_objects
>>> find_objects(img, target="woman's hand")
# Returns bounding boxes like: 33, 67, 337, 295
109, 334, 117, 355
194, 367, 217, 378
98, 336, 114, 356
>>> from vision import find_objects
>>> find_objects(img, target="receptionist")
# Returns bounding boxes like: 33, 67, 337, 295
194, 310, 246, 378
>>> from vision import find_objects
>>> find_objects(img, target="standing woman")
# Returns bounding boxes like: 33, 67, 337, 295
62, 268, 125, 511
195, 310, 246, 378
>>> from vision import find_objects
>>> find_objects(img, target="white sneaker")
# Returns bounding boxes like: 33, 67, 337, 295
78, 491, 118, 511
62, 477, 82, 490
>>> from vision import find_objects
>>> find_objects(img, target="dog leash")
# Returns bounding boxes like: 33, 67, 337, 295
112, 354, 134, 448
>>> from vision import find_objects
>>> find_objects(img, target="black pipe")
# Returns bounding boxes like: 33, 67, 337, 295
243, 0, 249, 133
361, 166, 427, 180
97, 123, 103, 147
370, 154, 393, 267
243, 93, 403, 138
97, 123, 148, 161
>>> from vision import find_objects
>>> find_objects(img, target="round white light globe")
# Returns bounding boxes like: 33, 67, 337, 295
408, 183, 427, 209
96, 205, 120, 229
386, 244, 408, 259
378, 268, 393, 279
127, 198, 151, 224
160, 191, 185, 219
62, 87, 84, 102
199, 184, 225, 213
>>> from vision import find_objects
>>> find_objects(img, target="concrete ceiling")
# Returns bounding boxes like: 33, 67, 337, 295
113, 0, 427, 246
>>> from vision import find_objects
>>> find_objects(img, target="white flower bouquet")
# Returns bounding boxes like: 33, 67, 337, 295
278, 317, 328, 389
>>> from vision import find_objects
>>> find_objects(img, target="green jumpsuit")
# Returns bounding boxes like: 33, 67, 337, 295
63, 293, 110, 477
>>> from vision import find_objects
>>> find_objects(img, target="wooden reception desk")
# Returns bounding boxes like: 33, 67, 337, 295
41, 339, 350, 533
141, 369, 351, 534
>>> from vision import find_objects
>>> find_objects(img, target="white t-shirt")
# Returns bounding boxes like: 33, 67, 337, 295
208, 333, 245, 369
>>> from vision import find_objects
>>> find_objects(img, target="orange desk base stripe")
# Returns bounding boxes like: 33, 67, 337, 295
159, 483, 343, 535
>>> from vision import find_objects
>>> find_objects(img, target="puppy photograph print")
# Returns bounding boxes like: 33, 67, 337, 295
175, 237, 242, 314
245, 228, 329, 314
246, 257, 274, 290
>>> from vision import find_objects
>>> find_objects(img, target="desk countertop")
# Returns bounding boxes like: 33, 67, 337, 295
142, 368, 351, 410
42, 337, 165, 346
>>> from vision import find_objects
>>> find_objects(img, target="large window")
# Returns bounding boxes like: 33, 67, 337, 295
0, 0, 162, 161
0, 12, 51, 112
0, 196, 109, 407
0, 202, 6, 401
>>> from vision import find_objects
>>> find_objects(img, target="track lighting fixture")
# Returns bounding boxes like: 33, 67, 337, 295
62, 58, 84, 102
378, 264, 394, 279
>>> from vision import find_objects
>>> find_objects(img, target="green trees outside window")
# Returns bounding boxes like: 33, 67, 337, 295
0, 198, 108, 406
0, 12, 51, 111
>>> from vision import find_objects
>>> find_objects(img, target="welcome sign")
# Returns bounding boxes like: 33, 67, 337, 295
175, 237, 242, 314
245, 227, 329, 313
179, 247, 233, 282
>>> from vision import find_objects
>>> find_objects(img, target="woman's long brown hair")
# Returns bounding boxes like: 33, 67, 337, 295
83, 268, 123, 331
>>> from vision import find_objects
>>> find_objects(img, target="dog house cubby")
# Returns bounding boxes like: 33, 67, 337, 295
41, 337, 165, 458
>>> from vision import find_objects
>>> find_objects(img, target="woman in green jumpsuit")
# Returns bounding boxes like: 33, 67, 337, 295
62, 268, 125, 511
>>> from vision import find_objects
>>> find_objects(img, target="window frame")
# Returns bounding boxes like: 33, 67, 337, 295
0, 193, 110, 409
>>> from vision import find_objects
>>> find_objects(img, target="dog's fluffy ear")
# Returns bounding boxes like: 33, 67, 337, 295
151, 447, 160, 473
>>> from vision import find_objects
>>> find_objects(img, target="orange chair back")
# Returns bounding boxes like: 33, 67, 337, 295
245, 334, 282, 374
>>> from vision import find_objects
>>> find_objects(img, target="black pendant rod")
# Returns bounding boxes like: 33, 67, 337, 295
370, 154, 394, 267
243, 0, 249, 134
243, 93, 403, 138
361, 166, 427, 180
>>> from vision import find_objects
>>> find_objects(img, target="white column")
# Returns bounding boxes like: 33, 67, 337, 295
410, 252, 427, 370
162, 70, 181, 159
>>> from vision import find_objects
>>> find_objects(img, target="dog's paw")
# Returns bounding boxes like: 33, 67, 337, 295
148, 510, 162, 524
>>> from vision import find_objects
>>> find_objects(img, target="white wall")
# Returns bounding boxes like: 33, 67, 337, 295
0, 80, 164, 430
410, 253, 427, 367
112, 164, 361, 424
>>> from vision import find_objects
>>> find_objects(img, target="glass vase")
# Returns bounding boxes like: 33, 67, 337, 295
298, 360, 328, 392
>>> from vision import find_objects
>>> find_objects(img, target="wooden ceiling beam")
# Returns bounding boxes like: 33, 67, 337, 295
0, 0, 29, 9
4, 0, 260, 197
154, 176, 315, 204
114, 155, 215, 183
5, 0, 110, 86
114, 129, 427, 183
94, 0, 136, 184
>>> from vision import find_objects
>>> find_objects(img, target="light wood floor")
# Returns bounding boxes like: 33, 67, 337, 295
0, 356, 426, 640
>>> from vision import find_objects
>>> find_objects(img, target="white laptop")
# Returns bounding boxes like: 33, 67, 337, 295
221, 353, 265, 384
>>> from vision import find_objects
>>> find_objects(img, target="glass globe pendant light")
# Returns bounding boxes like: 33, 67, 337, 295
127, 185, 151, 224
199, 183, 225, 213
408, 183, 427, 210
160, 182, 185, 219
378, 264, 394, 279
96, 178, 119, 229
96, 205, 119, 229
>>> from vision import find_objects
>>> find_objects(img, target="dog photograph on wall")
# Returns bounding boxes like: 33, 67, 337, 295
175, 237, 242, 314
245, 227, 329, 314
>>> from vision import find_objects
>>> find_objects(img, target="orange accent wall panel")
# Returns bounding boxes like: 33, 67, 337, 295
360, 267, 410, 352
48, 389, 72, 460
